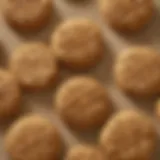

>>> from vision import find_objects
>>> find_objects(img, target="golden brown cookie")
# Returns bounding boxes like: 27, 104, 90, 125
100, 110, 157, 160
9, 42, 58, 90
0, 69, 21, 119
3, 0, 53, 31
51, 19, 105, 70
5, 115, 63, 160
65, 145, 105, 160
55, 76, 112, 131
99, 0, 154, 32
155, 99, 160, 118
114, 47, 160, 96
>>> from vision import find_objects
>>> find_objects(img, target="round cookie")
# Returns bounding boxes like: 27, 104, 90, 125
55, 76, 112, 131
114, 47, 160, 96
99, 0, 154, 32
5, 115, 63, 160
0, 69, 21, 119
65, 145, 105, 160
100, 110, 157, 160
3, 0, 53, 31
51, 19, 105, 70
9, 42, 58, 90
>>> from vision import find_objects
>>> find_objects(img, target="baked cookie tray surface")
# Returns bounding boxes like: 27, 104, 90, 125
0, 0, 160, 159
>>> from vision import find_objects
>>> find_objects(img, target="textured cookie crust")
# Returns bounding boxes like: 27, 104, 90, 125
114, 47, 160, 96
99, 0, 154, 32
3, 0, 53, 31
0, 69, 21, 118
55, 76, 112, 131
51, 19, 105, 70
100, 110, 157, 160
5, 115, 63, 160
65, 145, 105, 160
9, 42, 58, 90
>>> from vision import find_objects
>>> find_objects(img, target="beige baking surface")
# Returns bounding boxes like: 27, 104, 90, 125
0, 0, 160, 159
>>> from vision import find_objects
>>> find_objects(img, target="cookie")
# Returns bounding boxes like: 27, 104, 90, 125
5, 115, 63, 160
114, 47, 160, 96
99, 0, 154, 32
0, 69, 21, 119
55, 76, 112, 131
155, 99, 160, 118
65, 145, 105, 160
9, 42, 58, 90
3, 0, 53, 31
51, 19, 105, 70
100, 110, 157, 160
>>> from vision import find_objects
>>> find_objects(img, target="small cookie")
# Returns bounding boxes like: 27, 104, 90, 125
51, 19, 105, 70
114, 47, 160, 96
100, 110, 157, 160
0, 69, 21, 119
9, 42, 58, 90
5, 115, 63, 160
99, 0, 154, 32
155, 99, 160, 118
65, 145, 105, 160
55, 76, 112, 131
3, 0, 53, 31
